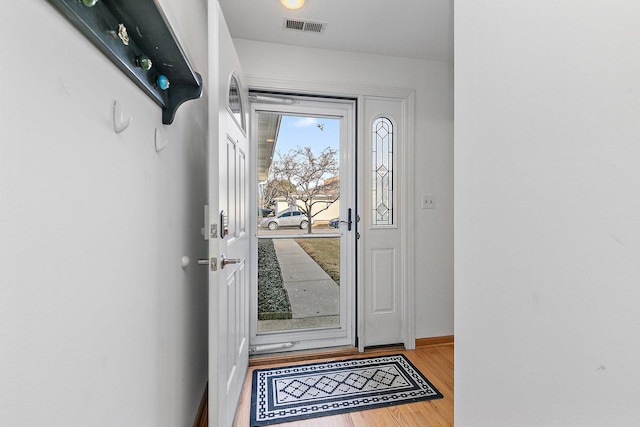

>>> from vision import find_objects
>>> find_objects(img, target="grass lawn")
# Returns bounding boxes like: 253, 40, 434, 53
294, 237, 340, 285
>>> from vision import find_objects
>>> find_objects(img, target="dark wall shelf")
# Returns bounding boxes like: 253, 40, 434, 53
47, 0, 203, 125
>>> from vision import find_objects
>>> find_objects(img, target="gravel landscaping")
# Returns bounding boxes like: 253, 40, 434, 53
257, 239, 292, 320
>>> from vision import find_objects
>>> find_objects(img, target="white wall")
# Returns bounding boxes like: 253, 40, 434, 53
455, 1, 640, 425
234, 39, 454, 339
0, 2, 208, 425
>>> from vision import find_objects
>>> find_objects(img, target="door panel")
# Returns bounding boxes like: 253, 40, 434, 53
239, 150, 246, 234
361, 97, 405, 348
371, 248, 397, 313
226, 136, 237, 238
249, 97, 356, 353
208, 4, 249, 426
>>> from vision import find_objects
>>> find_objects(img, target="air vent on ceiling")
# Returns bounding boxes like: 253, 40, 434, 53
283, 18, 327, 33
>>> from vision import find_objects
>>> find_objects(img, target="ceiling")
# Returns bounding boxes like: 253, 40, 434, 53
218, 0, 453, 62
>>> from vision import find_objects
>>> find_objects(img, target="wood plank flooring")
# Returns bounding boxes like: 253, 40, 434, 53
232, 344, 453, 427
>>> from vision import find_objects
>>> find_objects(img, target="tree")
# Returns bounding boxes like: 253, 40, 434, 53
259, 179, 296, 210
269, 146, 339, 234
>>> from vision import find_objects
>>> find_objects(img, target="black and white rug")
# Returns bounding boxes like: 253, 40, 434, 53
250, 354, 443, 426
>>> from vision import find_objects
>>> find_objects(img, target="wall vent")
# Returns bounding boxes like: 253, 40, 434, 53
283, 18, 327, 33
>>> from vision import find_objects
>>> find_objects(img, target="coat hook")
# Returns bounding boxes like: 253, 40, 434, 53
155, 127, 169, 152
113, 100, 132, 134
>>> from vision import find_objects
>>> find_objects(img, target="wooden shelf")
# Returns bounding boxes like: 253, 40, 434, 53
47, 0, 203, 125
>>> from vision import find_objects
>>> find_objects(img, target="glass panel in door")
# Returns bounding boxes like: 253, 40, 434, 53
250, 96, 355, 354
257, 114, 341, 333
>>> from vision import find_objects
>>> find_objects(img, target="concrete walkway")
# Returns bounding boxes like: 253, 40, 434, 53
257, 238, 340, 333
272, 239, 339, 319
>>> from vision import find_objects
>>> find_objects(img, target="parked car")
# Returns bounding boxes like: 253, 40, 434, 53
259, 210, 310, 230
329, 218, 340, 228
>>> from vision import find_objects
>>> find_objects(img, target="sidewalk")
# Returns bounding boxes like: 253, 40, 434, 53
273, 239, 339, 318
257, 239, 339, 332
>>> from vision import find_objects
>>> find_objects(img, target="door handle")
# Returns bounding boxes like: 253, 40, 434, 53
339, 208, 353, 231
221, 255, 241, 269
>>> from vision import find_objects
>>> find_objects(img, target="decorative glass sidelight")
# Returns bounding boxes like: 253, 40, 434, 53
372, 117, 394, 225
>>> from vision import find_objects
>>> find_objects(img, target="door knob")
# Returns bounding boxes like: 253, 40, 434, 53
221, 255, 241, 269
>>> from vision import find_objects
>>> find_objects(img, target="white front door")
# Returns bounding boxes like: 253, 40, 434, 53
360, 96, 412, 349
208, 3, 249, 426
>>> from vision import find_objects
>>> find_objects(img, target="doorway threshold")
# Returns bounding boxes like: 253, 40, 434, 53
249, 345, 359, 367
248, 344, 406, 367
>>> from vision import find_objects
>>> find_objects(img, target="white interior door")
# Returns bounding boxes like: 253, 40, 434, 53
208, 3, 249, 426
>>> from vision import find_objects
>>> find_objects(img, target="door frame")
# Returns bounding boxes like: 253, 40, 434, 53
245, 76, 416, 351
248, 96, 357, 353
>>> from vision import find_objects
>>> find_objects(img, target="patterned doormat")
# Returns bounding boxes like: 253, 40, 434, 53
250, 354, 443, 426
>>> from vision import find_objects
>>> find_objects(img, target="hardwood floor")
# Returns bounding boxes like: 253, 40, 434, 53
232, 344, 453, 427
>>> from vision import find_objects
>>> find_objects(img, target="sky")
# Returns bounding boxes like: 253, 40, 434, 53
274, 115, 340, 157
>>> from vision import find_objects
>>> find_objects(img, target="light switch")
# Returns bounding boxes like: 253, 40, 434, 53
422, 195, 436, 209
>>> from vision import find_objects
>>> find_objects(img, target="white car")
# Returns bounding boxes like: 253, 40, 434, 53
259, 211, 310, 230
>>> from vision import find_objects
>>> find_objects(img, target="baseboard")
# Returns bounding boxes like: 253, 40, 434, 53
415, 335, 454, 348
193, 383, 208, 427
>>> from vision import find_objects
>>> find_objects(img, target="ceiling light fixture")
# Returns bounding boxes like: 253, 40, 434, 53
280, 0, 305, 10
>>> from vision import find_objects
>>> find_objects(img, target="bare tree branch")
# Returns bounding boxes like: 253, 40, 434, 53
268, 146, 339, 234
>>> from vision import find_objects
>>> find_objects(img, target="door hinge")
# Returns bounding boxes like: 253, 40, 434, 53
356, 232, 361, 240
210, 224, 217, 239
